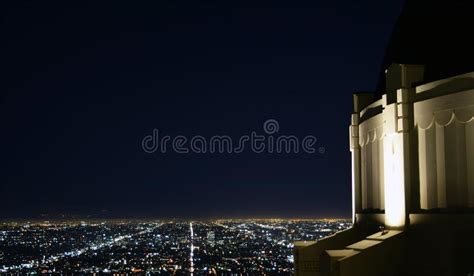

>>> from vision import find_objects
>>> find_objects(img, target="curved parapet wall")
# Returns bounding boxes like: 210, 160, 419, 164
351, 66, 474, 228
415, 87, 474, 209
358, 111, 385, 211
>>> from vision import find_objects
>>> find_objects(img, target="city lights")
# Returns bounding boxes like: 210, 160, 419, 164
0, 219, 351, 274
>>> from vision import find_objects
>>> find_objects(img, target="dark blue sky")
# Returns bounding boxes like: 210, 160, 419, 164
1, 1, 404, 219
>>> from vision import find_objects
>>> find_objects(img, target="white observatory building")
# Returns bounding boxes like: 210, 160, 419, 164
294, 1, 474, 275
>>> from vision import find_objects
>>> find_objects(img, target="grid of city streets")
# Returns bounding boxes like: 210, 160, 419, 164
0, 219, 351, 274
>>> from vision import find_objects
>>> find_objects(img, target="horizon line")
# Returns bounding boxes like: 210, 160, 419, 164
0, 217, 352, 223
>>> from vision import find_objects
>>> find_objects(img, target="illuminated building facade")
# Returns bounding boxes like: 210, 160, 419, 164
294, 1, 474, 275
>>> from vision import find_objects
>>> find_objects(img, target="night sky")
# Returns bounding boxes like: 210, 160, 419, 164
1, 1, 404, 219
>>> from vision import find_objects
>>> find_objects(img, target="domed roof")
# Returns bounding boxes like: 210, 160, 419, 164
376, 0, 474, 95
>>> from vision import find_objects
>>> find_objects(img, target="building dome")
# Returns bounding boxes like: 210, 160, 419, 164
376, 0, 474, 95
295, 1, 474, 275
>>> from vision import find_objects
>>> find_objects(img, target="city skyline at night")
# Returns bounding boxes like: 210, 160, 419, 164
0, 219, 351, 274
3, 1, 474, 275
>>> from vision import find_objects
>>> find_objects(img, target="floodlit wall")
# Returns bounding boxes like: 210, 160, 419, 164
416, 87, 474, 209
359, 113, 385, 211
352, 66, 474, 227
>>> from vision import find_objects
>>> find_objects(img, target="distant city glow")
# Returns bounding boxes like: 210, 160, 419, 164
0, 219, 351, 274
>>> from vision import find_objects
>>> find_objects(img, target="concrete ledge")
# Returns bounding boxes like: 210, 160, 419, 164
294, 227, 370, 276
318, 230, 405, 276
